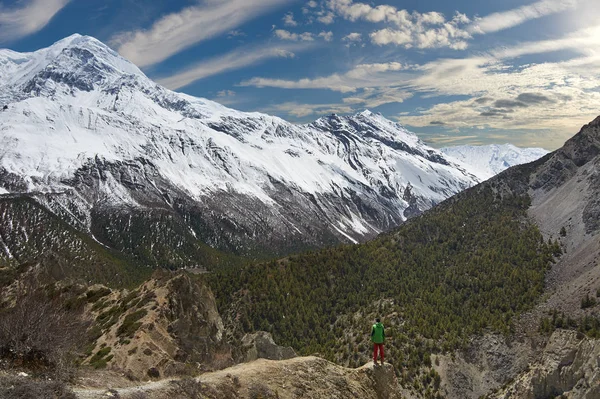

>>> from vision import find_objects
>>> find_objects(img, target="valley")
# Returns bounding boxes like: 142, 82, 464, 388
0, 34, 598, 399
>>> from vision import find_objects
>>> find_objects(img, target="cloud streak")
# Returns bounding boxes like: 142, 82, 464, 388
241, 62, 409, 92
157, 42, 312, 90
0, 0, 70, 43
274, 29, 315, 41
112, 0, 294, 67
469, 0, 578, 34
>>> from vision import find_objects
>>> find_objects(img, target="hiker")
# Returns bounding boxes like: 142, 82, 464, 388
371, 318, 385, 365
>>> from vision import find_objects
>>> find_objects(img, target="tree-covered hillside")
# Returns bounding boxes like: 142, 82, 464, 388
0, 196, 241, 289
210, 183, 560, 396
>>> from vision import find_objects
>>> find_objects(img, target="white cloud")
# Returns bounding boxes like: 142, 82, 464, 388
326, 1, 471, 49
157, 43, 308, 90
227, 30, 247, 38
469, 0, 579, 34
369, 29, 411, 46
342, 32, 363, 47
0, 0, 70, 43
342, 87, 414, 108
317, 11, 335, 24
326, 0, 582, 51
283, 11, 298, 27
307, 1, 318, 7
274, 29, 315, 41
112, 0, 293, 67
217, 90, 236, 97
318, 31, 334, 41
342, 32, 362, 42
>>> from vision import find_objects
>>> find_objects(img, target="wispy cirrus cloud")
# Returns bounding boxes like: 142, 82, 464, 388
469, 0, 579, 34
157, 42, 312, 90
241, 62, 408, 92
242, 25, 600, 144
112, 0, 295, 67
0, 0, 70, 43
267, 101, 354, 118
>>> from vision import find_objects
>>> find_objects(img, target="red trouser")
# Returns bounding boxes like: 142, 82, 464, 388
373, 343, 384, 362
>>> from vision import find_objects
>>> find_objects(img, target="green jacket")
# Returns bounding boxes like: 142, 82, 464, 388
371, 322, 385, 344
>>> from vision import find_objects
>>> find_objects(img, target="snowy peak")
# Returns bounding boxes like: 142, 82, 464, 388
309, 110, 444, 163
1, 34, 146, 104
441, 144, 549, 180
312, 110, 417, 144
1, 34, 145, 84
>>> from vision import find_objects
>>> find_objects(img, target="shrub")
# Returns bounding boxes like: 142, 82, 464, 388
0, 374, 76, 399
85, 287, 111, 303
0, 279, 89, 379
581, 293, 597, 309
89, 347, 114, 369
117, 310, 147, 338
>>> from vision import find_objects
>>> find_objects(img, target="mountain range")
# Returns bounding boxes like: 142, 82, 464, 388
0, 34, 545, 272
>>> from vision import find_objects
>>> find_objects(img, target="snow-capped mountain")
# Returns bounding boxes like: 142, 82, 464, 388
441, 144, 549, 181
0, 34, 479, 265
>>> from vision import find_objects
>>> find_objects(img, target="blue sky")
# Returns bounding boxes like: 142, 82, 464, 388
1, 0, 600, 149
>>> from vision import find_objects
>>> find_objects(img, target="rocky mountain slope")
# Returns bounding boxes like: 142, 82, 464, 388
441, 144, 549, 181
0, 34, 480, 271
433, 116, 600, 398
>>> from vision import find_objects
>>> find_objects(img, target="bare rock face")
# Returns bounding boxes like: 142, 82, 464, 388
492, 330, 600, 398
241, 331, 296, 362
434, 334, 533, 399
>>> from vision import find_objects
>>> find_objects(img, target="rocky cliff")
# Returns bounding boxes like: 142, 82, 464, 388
492, 330, 600, 398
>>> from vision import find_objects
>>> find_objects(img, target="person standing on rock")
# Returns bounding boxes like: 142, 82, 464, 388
371, 318, 385, 365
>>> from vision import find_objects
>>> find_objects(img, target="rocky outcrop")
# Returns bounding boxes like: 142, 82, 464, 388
240, 331, 296, 362
73, 357, 402, 399
434, 334, 534, 399
492, 330, 600, 398
85, 272, 232, 381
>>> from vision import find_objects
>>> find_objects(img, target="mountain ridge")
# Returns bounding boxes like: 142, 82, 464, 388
0, 34, 481, 265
